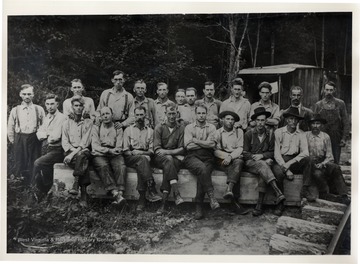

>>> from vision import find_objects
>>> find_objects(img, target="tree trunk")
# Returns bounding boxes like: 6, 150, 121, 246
228, 14, 238, 85
270, 32, 275, 65
276, 216, 336, 245
234, 14, 249, 74
247, 30, 253, 66
321, 15, 325, 68
269, 234, 327, 255
343, 22, 348, 75
254, 18, 261, 67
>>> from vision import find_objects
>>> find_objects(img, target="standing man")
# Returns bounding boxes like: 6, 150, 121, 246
243, 107, 285, 216
62, 96, 93, 207
96, 70, 134, 129
314, 81, 350, 164
249, 82, 280, 129
33, 94, 66, 201
8, 84, 45, 185
154, 82, 174, 126
195, 82, 222, 128
124, 80, 156, 128
154, 102, 185, 213
63, 79, 96, 120
91, 106, 127, 206
305, 114, 349, 204
183, 104, 219, 220
178, 87, 197, 125
220, 78, 251, 130
214, 111, 249, 214
279, 86, 313, 131
123, 106, 162, 212
272, 107, 312, 216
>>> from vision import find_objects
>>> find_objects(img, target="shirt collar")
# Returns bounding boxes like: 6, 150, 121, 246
21, 102, 34, 109
135, 97, 148, 104
134, 123, 148, 130
47, 109, 59, 118
111, 87, 126, 94
155, 98, 169, 105
194, 121, 209, 128
283, 126, 300, 134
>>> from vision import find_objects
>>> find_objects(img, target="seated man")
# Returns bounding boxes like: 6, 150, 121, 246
154, 102, 185, 213
123, 106, 162, 212
214, 111, 249, 214
273, 106, 312, 216
62, 96, 93, 207
33, 94, 66, 201
305, 114, 349, 204
183, 104, 219, 220
91, 106, 127, 206
243, 107, 285, 216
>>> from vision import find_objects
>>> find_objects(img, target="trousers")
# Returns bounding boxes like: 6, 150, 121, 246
245, 159, 276, 193
154, 154, 182, 192
124, 155, 153, 191
66, 149, 91, 187
312, 162, 348, 195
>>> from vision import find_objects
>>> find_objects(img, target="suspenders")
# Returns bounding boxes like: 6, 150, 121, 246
105, 91, 129, 120
15, 105, 41, 133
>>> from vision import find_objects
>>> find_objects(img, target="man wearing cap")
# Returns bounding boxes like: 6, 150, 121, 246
279, 86, 313, 131
123, 106, 162, 212
305, 114, 349, 204
272, 106, 312, 215
314, 81, 350, 164
62, 95, 93, 207
195, 82, 222, 128
96, 70, 134, 129
249, 82, 280, 129
91, 106, 127, 206
183, 104, 219, 220
243, 107, 285, 216
154, 102, 185, 213
220, 78, 251, 131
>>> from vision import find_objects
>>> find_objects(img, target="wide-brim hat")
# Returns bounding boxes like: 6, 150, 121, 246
282, 106, 304, 120
219, 111, 240, 122
251, 107, 271, 120
308, 114, 327, 124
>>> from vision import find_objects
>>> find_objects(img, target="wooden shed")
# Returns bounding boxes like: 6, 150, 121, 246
237, 64, 324, 110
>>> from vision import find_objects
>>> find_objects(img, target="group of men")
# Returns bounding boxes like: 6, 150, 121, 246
8, 70, 350, 219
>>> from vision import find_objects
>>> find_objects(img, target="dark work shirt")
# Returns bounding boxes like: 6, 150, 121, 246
153, 123, 185, 151
243, 128, 274, 161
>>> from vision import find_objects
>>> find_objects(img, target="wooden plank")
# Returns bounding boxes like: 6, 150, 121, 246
269, 234, 327, 255
340, 166, 351, 174
53, 163, 302, 205
302, 205, 344, 226
304, 199, 347, 212
276, 216, 336, 245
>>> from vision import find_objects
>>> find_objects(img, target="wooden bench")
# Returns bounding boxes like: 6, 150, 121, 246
53, 163, 305, 206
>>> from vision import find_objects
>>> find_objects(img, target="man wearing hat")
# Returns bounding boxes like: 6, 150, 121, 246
214, 110, 249, 214
243, 107, 285, 216
273, 106, 312, 214
305, 114, 349, 204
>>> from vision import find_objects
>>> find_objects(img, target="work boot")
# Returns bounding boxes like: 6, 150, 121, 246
234, 199, 251, 215
147, 179, 162, 202
157, 192, 169, 214
136, 191, 146, 212
69, 176, 79, 195
79, 186, 88, 208
207, 190, 220, 210
270, 180, 286, 204
320, 192, 350, 205
223, 182, 234, 200
252, 203, 263, 217
194, 203, 204, 220
112, 191, 126, 206
174, 191, 184, 206
302, 186, 316, 202
273, 201, 285, 216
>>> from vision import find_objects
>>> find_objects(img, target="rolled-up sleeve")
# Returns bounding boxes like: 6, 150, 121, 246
91, 126, 109, 154
274, 129, 285, 167
123, 127, 131, 152
230, 129, 244, 159
293, 133, 309, 162
61, 120, 72, 153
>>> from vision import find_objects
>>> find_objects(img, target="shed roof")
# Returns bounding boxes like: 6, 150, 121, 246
238, 64, 319, 75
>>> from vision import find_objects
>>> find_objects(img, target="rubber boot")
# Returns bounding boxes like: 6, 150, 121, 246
69, 176, 79, 195
194, 202, 204, 220
223, 182, 234, 200
79, 186, 88, 208
269, 180, 286, 204
207, 190, 220, 210
252, 192, 265, 216
136, 191, 146, 212
157, 191, 169, 214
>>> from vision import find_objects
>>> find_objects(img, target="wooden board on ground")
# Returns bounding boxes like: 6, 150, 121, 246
302, 205, 344, 226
